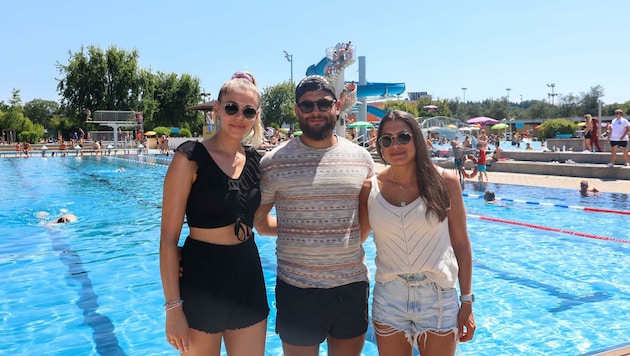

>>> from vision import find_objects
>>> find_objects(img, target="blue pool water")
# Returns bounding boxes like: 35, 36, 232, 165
1, 156, 629, 355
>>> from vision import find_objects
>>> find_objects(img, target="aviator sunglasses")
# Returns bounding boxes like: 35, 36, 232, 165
223, 103, 258, 120
297, 99, 336, 113
378, 132, 413, 148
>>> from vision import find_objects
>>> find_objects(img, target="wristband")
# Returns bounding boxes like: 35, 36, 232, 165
460, 294, 475, 303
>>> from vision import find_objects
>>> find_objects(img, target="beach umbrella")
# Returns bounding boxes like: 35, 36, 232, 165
577, 122, 587, 127
467, 116, 499, 125
423, 105, 439, 111
292, 130, 303, 136
491, 123, 509, 130
347, 121, 375, 129
447, 124, 458, 129
144, 131, 157, 136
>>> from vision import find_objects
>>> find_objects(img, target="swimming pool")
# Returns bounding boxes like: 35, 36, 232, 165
1, 156, 628, 355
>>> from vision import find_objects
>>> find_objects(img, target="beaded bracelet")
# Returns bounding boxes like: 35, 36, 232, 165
164, 299, 183, 311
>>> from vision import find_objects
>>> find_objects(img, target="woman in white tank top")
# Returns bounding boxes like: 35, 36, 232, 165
359, 110, 476, 355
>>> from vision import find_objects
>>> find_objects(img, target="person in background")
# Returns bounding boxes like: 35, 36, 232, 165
22, 141, 31, 157
607, 109, 630, 167
583, 114, 593, 152
476, 142, 488, 182
255, 75, 374, 356
451, 139, 464, 181
483, 190, 496, 203
579, 180, 599, 197
358, 110, 475, 356
160, 71, 273, 355
591, 117, 603, 152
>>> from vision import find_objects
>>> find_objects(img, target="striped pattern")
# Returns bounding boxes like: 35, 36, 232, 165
367, 176, 458, 288
260, 137, 375, 288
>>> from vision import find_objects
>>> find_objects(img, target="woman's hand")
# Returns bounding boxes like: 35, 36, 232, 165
165, 308, 190, 352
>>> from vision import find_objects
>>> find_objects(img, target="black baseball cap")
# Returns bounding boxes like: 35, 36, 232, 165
295, 75, 337, 102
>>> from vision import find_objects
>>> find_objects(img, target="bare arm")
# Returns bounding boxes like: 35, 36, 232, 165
358, 178, 373, 243
254, 202, 276, 236
159, 151, 195, 351
443, 169, 476, 342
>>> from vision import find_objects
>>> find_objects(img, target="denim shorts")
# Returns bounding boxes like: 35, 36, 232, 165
372, 273, 458, 343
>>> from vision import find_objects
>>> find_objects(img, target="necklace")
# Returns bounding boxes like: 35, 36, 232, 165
391, 171, 414, 207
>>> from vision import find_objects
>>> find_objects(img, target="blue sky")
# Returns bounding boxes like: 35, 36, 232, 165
2, 0, 629, 106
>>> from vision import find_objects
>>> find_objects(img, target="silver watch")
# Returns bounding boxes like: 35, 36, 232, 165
460, 294, 475, 303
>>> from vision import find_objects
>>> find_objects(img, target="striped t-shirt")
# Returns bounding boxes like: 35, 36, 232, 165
260, 136, 375, 288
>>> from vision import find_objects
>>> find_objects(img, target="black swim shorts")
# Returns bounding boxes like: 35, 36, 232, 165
275, 279, 369, 346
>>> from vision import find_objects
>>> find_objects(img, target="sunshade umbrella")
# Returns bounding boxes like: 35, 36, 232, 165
447, 124, 458, 129
423, 105, 439, 111
144, 131, 157, 136
467, 116, 499, 125
577, 122, 587, 127
347, 121, 375, 129
491, 123, 509, 130
292, 130, 303, 136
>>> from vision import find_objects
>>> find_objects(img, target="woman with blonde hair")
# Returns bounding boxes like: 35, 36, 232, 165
583, 114, 593, 152
160, 71, 272, 355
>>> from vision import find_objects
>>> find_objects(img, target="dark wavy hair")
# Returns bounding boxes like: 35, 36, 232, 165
376, 110, 451, 221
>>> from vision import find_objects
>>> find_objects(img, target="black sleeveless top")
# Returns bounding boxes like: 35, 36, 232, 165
176, 141, 261, 239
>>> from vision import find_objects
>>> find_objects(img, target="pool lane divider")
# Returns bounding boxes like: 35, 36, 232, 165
467, 213, 630, 244
463, 193, 630, 216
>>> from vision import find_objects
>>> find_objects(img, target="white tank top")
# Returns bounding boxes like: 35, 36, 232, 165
367, 173, 459, 288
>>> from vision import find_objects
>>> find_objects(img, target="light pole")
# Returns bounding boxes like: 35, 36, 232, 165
506, 88, 511, 102
547, 83, 557, 118
283, 51, 293, 84
461, 87, 467, 102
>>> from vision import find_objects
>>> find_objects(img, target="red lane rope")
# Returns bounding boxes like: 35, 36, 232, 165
471, 214, 630, 244
583, 207, 630, 215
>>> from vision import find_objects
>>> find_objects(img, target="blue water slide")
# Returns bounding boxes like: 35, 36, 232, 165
367, 105, 388, 118
357, 82, 406, 98
305, 57, 330, 76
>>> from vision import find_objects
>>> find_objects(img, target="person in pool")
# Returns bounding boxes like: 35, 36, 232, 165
55, 213, 78, 223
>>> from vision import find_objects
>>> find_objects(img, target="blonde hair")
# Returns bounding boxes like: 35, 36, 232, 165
214, 71, 264, 148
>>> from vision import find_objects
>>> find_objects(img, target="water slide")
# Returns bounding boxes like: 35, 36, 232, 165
306, 57, 405, 119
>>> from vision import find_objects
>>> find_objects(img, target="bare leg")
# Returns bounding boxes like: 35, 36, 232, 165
374, 323, 413, 356
282, 342, 320, 356
186, 328, 223, 356
417, 331, 457, 356
327, 334, 366, 356
610, 145, 618, 165
224, 319, 267, 356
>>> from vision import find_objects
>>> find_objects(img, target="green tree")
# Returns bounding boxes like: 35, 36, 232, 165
23, 99, 60, 127
261, 82, 296, 128
0, 89, 40, 142
56, 45, 141, 123
383, 100, 419, 117
150, 72, 202, 131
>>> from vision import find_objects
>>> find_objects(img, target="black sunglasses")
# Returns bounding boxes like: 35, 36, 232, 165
297, 99, 336, 113
378, 132, 413, 148
223, 103, 258, 120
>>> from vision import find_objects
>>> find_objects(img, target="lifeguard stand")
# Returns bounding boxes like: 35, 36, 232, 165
89, 110, 142, 149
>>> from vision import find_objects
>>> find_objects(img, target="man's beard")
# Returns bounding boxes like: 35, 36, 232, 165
299, 116, 336, 141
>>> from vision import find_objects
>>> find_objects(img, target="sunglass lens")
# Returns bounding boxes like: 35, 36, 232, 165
243, 107, 257, 119
398, 133, 411, 145
379, 136, 393, 148
224, 103, 238, 115
317, 99, 334, 111
298, 101, 315, 113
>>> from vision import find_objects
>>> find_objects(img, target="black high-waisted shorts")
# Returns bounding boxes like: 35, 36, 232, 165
180, 236, 269, 333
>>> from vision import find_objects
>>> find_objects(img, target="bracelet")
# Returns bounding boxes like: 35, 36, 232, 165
164, 299, 183, 311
